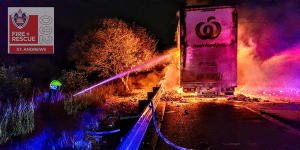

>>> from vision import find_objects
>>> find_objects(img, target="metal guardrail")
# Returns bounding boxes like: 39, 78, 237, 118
117, 86, 164, 150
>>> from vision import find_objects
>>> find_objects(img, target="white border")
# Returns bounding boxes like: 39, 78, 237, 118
8, 7, 55, 54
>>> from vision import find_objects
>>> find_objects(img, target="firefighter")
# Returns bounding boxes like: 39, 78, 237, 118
49, 80, 62, 101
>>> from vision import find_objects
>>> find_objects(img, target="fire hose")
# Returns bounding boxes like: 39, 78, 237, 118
88, 99, 195, 149
86, 129, 120, 135
87, 87, 194, 150
149, 100, 194, 150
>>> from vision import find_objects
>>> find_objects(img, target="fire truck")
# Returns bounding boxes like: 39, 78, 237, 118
179, 5, 237, 97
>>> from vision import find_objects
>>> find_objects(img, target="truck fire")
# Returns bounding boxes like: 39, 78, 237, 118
179, 6, 237, 97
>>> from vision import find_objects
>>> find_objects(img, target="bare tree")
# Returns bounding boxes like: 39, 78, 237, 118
70, 18, 157, 90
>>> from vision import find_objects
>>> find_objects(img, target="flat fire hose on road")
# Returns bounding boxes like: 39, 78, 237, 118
149, 100, 194, 150
117, 85, 194, 150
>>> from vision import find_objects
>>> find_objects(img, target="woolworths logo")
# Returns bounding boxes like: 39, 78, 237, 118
195, 16, 221, 40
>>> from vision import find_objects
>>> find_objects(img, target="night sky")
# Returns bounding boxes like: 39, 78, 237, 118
0, 0, 188, 86
0, 0, 186, 58
1, 0, 298, 57
0, 0, 300, 87
0, 0, 242, 58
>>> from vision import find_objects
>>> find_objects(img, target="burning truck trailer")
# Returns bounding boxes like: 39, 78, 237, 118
179, 5, 237, 97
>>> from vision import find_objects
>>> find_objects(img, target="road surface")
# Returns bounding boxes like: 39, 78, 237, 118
151, 101, 300, 150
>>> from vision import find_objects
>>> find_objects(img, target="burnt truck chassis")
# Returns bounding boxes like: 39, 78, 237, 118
181, 82, 236, 97
179, 5, 237, 97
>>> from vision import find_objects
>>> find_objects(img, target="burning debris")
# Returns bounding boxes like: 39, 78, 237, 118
227, 94, 261, 102
161, 90, 183, 101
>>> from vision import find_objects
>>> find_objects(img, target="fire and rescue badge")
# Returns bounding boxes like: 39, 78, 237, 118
11, 9, 29, 29
8, 7, 54, 54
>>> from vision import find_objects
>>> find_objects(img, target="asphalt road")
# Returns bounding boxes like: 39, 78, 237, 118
154, 101, 300, 150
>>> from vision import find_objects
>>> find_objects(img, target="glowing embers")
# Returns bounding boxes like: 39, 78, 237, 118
183, 87, 196, 93
176, 87, 197, 96
177, 87, 183, 94
236, 87, 300, 100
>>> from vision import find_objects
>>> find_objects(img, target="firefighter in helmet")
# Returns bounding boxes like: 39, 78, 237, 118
49, 80, 62, 101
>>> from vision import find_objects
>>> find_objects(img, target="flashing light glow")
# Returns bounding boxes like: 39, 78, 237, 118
50, 84, 58, 90
9, 111, 99, 150
73, 54, 170, 96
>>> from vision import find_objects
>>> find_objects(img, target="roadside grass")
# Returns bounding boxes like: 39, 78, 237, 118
0, 66, 137, 148
64, 81, 130, 115
64, 95, 101, 115
0, 80, 124, 145
0, 98, 35, 144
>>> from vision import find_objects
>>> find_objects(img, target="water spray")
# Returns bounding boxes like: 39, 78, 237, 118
73, 54, 170, 96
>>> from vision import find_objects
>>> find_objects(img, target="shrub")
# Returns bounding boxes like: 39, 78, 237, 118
0, 66, 34, 144
64, 95, 104, 115
63, 84, 116, 115
70, 18, 157, 91
59, 70, 89, 94
64, 96, 95, 115
0, 99, 35, 144
0, 66, 32, 102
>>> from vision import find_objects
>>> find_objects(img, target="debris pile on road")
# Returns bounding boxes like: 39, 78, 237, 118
161, 90, 183, 101
228, 94, 261, 102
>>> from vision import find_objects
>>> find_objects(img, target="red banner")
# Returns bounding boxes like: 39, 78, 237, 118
9, 46, 54, 54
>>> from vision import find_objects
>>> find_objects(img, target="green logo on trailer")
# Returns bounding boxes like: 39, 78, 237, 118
195, 16, 221, 40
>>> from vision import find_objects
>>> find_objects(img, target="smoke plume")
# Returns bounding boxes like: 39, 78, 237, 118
237, 1, 300, 100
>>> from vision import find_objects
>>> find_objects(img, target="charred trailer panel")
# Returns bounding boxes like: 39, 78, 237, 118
179, 6, 237, 97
